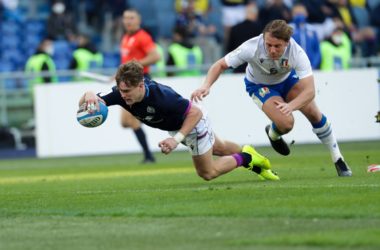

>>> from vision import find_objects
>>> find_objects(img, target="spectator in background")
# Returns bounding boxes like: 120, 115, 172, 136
260, 0, 292, 27
289, 3, 321, 69
104, 0, 130, 52
226, 1, 262, 73
69, 34, 103, 80
175, 0, 220, 64
25, 38, 58, 94
325, 0, 376, 57
370, 2, 380, 55
175, 0, 209, 15
0, 0, 23, 22
167, 25, 203, 76
151, 42, 167, 78
320, 27, 352, 70
119, 8, 161, 164
302, 0, 333, 24
46, 0, 77, 41
221, 0, 249, 52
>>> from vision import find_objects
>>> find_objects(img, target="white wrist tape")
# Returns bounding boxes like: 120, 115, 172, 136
173, 132, 185, 143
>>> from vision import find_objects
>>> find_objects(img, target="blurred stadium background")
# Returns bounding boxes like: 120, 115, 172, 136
0, 0, 379, 156
1, 1, 380, 249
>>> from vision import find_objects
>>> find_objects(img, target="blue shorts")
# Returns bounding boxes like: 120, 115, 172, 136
244, 70, 299, 107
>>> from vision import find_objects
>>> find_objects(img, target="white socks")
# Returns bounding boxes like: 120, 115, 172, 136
312, 121, 343, 163
268, 124, 281, 140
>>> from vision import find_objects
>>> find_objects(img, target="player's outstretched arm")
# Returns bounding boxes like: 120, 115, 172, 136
159, 104, 202, 154
191, 58, 229, 102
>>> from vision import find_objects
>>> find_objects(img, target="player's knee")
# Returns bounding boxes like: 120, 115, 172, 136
197, 169, 217, 181
121, 121, 141, 129
275, 116, 294, 134
282, 122, 294, 134
276, 118, 294, 134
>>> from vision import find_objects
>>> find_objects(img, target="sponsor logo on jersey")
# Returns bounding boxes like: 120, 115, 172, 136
147, 106, 155, 113
269, 68, 278, 74
144, 116, 154, 122
281, 59, 289, 68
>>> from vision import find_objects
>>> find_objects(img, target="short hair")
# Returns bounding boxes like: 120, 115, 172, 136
123, 8, 140, 18
115, 61, 144, 87
263, 19, 293, 42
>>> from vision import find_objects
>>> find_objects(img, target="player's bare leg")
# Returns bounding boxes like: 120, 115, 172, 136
212, 136, 241, 156
191, 136, 277, 181
121, 109, 141, 129
192, 148, 237, 181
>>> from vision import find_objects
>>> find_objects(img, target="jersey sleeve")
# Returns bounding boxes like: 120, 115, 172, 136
139, 32, 156, 54
225, 40, 255, 68
97, 86, 122, 106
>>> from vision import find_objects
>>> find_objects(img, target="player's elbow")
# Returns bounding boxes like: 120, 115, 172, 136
216, 58, 228, 71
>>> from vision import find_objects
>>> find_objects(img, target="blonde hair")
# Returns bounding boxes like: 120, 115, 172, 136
263, 19, 293, 42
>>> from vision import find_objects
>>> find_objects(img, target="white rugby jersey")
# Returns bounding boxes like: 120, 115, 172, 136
225, 34, 313, 85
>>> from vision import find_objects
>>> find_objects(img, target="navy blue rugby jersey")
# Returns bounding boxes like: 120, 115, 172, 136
99, 78, 191, 131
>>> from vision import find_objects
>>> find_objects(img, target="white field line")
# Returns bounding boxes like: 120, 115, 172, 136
0, 168, 194, 185
72, 183, 380, 194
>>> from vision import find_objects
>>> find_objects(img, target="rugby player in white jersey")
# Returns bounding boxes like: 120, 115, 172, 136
191, 19, 352, 177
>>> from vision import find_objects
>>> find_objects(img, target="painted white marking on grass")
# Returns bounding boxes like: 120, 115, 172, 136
0, 168, 194, 185
261, 183, 380, 189
73, 183, 380, 195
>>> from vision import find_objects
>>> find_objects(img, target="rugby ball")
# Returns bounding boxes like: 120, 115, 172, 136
77, 101, 108, 128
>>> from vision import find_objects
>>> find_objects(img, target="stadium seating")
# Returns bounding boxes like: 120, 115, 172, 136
25, 19, 46, 36
0, 34, 22, 50
0, 60, 15, 72
103, 52, 120, 69
0, 20, 21, 35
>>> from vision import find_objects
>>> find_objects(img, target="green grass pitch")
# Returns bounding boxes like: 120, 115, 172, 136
0, 140, 380, 250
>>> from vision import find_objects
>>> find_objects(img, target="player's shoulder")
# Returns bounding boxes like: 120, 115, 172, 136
146, 79, 171, 93
239, 34, 261, 53
146, 79, 181, 99
243, 34, 261, 47
137, 29, 153, 39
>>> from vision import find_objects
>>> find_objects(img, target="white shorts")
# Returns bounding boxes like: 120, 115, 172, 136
169, 108, 215, 156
